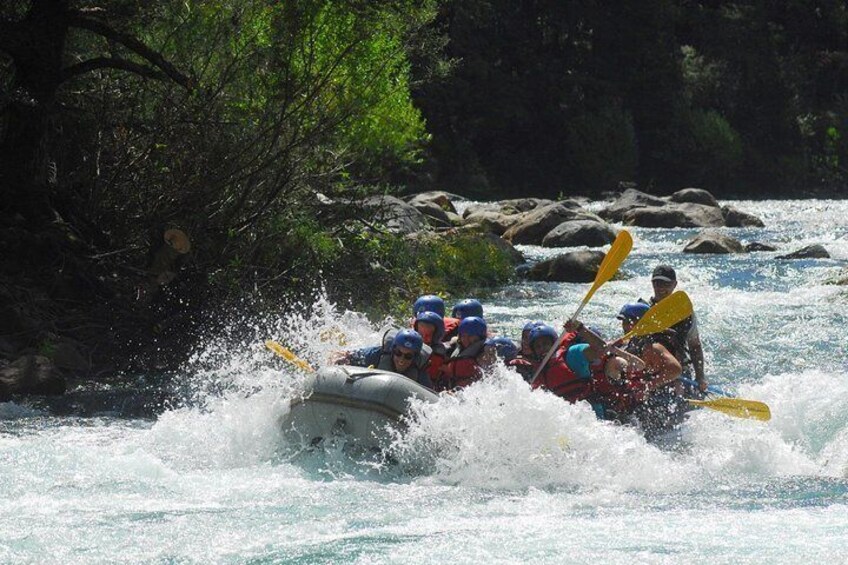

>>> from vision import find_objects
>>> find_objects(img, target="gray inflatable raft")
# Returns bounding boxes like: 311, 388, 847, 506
282, 365, 439, 449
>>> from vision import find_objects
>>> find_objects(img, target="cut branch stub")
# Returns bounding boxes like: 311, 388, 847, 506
164, 228, 191, 254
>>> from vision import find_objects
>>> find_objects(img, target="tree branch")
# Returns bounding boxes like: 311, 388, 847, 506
61, 57, 170, 83
67, 13, 193, 90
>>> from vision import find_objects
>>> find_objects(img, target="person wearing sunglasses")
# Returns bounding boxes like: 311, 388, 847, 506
334, 329, 433, 388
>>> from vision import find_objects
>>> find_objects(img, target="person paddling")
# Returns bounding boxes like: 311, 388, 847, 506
604, 303, 685, 438
643, 265, 707, 397
528, 324, 600, 403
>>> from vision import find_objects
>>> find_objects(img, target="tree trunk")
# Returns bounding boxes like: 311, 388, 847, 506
0, 0, 70, 223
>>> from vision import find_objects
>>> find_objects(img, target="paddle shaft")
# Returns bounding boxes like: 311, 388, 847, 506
265, 340, 315, 372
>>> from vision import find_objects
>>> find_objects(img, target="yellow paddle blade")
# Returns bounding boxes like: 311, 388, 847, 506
581, 230, 633, 306
622, 290, 693, 341
264, 340, 315, 372
688, 398, 772, 422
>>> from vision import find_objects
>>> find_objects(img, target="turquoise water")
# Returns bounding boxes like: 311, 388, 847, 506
1, 200, 847, 563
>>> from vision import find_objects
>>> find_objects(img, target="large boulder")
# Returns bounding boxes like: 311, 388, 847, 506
542, 220, 618, 248
503, 203, 601, 245
722, 205, 765, 228
412, 200, 455, 228
407, 191, 459, 215
359, 195, 429, 234
463, 210, 524, 236
669, 188, 720, 208
776, 244, 830, 260
599, 188, 667, 222
683, 231, 745, 254
526, 250, 605, 283
482, 233, 525, 265
623, 202, 725, 228
0, 355, 66, 401
462, 202, 504, 218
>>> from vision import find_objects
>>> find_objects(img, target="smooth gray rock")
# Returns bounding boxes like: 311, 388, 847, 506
669, 188, 720, 208
722, 205, 766, 228
542, 220, 618, 248
526, 250, 605, 283
407, 191, 459, 214
744, 242, 778, 252
776, 244, 830, 260
599, 188, 667, 221
412, 200, 454, 227
503, 203, 602, 245
462, 202, 504, 218
498, 198, 556, 213
482, 233, 525, 265
683, 232, 745, 254
624, 202, 725, 228
359, 195, 430, 234
463, 210, 523, 235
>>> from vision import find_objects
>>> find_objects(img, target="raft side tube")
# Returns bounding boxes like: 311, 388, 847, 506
282, 365, 439, 449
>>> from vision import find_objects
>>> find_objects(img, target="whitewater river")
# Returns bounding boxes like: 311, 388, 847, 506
2, 200, 847, 563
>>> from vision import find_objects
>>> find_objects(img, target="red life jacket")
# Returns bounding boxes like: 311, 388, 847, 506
530, 349, 592, 402
435, 340, 485, 392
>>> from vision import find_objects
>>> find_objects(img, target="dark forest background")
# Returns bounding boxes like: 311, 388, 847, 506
1, 1, 847, 374
414, 1, 848, 198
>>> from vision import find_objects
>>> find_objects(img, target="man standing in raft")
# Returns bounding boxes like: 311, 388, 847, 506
643, 265, 707, 396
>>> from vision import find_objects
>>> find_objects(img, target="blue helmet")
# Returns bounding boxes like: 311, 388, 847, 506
528, 324, 558, 349
451, 298, 483, 320
522, 320, 545, 334
413, 294, 445, 317
458, 316, 487, 339
617, 303, 650, 322
414, 310, 445, 342
487, 336, 518, 361
392, 329, 424, 353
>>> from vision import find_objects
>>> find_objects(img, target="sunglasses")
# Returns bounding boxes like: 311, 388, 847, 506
393, 349, 415, 360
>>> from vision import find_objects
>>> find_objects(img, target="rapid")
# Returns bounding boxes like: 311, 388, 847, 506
1, 200, 847, 563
